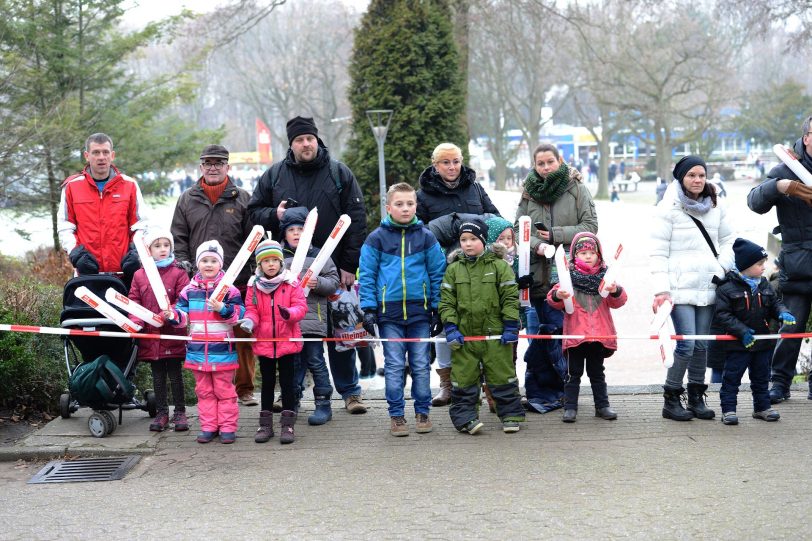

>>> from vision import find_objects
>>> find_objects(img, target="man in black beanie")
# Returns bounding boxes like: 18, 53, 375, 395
248, 116, 369, 414
748, 114, 812, 403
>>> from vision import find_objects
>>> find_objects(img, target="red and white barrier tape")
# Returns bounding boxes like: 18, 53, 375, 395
2, 324, 811, 343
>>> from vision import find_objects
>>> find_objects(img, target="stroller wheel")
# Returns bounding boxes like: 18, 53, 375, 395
59, 393, 72, 419
144, 390, 157, 418
100, 410, 117, 435
88, 412, 112, 438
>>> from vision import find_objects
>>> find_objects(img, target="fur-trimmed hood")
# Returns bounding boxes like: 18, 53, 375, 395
446, 241, 507, 264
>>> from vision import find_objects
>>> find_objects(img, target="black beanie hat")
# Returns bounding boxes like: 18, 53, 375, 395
733, 238, 768, 271
280, 206, 309, 233
286, 116, 318, 145
673, 155, 707, 183
459, 220, 488, 246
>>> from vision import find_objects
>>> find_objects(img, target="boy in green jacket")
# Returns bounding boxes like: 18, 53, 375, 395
439, 220, 525, 434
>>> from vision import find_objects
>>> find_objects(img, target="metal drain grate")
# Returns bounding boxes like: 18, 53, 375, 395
28, 456, 141, 484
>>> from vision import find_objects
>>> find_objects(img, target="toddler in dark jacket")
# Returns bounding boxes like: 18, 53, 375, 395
711, 239, 795, 425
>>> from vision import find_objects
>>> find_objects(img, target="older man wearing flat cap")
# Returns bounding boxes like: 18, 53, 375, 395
171, 144, 259, 406
248, 116, 369, 414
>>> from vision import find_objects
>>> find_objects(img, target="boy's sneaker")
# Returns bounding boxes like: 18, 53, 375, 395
752, 409, 781, 422
502, 420, 521, 433
721, 411, 738, 425
196, 430, 218, 443
149, 411, 169, 432
345, 395, 368, 414
171, 411, 189, 432
239, 393, 259, 406
415, 413, 433, 433
220, 432, 236, 444
390, 416, 409, 436
459, 418, 484, 435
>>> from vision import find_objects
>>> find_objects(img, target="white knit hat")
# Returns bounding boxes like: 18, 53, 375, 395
195, 239, 224, 266
142, 225, 174, 254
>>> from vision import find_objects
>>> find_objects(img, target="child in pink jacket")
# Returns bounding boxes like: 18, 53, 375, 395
546, 232, 627, 423
240, 240, 307, 444
128, 226, 190, 432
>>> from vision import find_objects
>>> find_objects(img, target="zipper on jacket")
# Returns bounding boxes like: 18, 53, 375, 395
744, 291, 750, 311
381, 284, 386, 314
422, 282, 428, 310
271, 290, 277, 358
401, 230, 407, 320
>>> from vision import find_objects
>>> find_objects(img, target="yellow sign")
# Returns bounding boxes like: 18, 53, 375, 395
229, 151, 272, 165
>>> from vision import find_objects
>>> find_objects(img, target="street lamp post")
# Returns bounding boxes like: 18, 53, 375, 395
366, 109, 393, 220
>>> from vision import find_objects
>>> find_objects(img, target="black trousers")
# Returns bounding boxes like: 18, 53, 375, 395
259, 354, 298, 412
563, 342, 609, 410
151, 357, 185, 413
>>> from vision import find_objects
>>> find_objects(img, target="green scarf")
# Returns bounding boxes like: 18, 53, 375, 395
523, 163, 570, 204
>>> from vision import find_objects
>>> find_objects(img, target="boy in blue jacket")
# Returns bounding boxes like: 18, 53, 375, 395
359, 182, 446, 436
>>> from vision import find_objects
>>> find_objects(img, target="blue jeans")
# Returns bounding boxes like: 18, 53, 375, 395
295, 339, 333, 399
720, 349, 771, 413
379, 321, 432, 417
524, 305, 540, 341
666, 304, 713, 387
326, 315, 362, 399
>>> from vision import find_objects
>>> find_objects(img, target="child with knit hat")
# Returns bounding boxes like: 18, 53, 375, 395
280, 207, 341, 426
711, 238, 794, 425
166, 239, 245, 444
241, 239, 307, 444
128, 225, 190, 432
439, 219, 525, 434
546, 232, 627, 423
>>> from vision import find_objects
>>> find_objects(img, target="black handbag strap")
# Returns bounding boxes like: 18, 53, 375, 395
687, 215, 719, 258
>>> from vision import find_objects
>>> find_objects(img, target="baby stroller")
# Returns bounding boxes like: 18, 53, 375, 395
59, 274, 157, 437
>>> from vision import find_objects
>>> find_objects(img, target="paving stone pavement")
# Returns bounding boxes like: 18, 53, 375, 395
0, 385, 811, 539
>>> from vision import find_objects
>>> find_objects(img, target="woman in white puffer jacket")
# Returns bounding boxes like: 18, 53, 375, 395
651, 155, 735, 422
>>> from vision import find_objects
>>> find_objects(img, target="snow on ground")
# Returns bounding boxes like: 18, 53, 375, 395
0, 179, 777, 385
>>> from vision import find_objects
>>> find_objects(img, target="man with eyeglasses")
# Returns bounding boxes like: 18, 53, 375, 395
748, 115, 812, 403
58, 132, 148, 284
171, 144, 259, 405
248, 116, 369, 414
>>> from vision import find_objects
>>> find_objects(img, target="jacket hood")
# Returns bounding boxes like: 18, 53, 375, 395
446, 244, 503, 264
569, 231, 604, 265
792, 137, 812, 171
418, 164, 477, 195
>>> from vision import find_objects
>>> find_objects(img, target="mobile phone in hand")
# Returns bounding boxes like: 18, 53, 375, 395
285, 198, 300, 208
534, 222, 548, 232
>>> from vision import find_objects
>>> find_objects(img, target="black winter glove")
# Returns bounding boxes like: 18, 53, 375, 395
516, 273, 535, 290
430, 309, 443, 337
69, 245, 99, 275
120, 243, 141, 277
362, 311, 377, 337
179, 260, 194, 277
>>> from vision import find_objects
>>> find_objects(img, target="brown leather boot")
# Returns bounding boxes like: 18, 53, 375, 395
432, 367, 452, 407
482, 383, 496, 413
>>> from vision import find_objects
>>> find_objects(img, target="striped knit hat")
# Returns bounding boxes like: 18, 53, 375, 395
255, 239, 284, 264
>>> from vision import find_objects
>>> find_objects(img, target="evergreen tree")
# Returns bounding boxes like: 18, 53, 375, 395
0, 0, 220, 250
344, 0, 467, 223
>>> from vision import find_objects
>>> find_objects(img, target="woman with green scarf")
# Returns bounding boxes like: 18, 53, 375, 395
516, 143, 598, 414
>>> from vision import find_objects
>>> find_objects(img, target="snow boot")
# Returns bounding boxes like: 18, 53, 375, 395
280, 410, 296, 444
308, 395, 333, 426
432, 367, 452, 406
255, 410, 274, 443
662, 385, 694, 421
686, 383, 715, 419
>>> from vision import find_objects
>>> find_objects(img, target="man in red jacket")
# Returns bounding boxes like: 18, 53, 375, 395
57, 133, 147, 280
